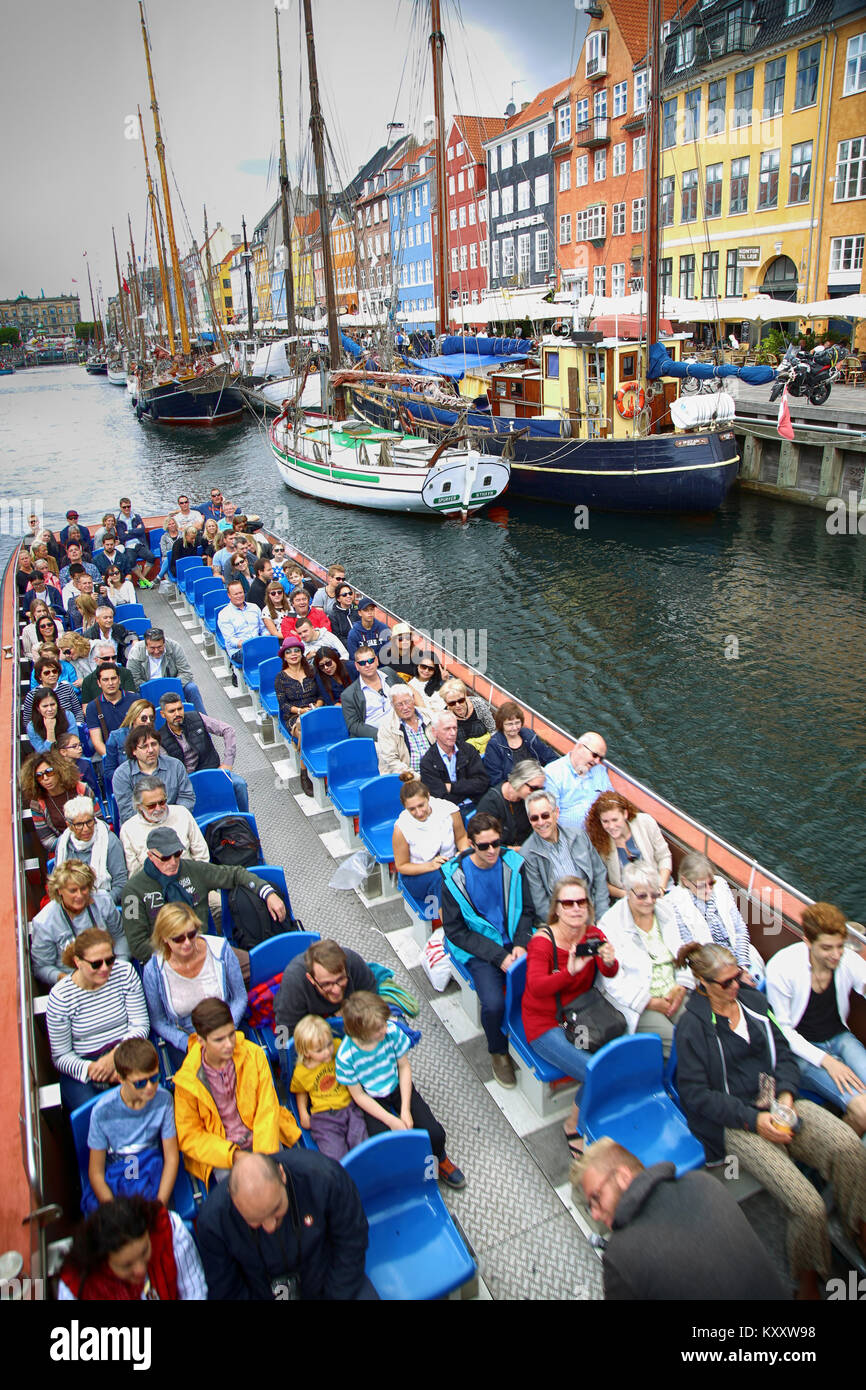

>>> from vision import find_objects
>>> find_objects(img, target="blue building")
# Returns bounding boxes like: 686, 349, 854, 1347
389, 141, 437, 330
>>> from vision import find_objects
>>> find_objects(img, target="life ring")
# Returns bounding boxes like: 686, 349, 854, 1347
615, 382, 645, 419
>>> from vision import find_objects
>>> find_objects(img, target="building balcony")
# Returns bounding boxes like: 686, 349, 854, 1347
575, 118, 610, 148
695, 16, 760, 64
585, 55, 608, 80
622, 111, 646, 133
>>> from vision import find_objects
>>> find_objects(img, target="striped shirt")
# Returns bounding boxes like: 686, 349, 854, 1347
22, 681, 83, 726
335, 1022, 410, 1098
46, 960, 149, 1082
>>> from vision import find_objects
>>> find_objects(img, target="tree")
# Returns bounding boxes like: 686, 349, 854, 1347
75, 322, 100, 342
0, 326, 20, 346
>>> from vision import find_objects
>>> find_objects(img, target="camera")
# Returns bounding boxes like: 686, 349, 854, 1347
574, 938, 602, 958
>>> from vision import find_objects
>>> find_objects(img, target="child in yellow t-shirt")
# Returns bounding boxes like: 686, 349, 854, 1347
290, 1015, 368, 1159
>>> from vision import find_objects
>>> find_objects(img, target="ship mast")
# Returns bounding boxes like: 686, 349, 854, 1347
275, 7, 297, 337
242, 215, 255, 336
138, 106, 175, 352
86, 261, 101, 345
112, 227, 128, 349
645, 0, 664, 431
127, 217, 146, 361
302, 0, 345, 419
430, 0, 449, 337
139, 0, 190, 356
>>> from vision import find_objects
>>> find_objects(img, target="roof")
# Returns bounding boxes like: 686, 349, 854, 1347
449, 114, 509, 163
661, 0, 835, 80
500, 77, 568, 135
614, 0, 680, 65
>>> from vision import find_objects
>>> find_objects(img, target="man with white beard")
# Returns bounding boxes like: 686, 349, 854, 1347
119, 775, 209, 876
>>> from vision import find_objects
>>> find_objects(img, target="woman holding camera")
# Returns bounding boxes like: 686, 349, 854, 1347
522, 875, 619, 1155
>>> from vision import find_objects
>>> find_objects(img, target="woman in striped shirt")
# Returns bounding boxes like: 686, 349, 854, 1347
46, 927, 149, 1110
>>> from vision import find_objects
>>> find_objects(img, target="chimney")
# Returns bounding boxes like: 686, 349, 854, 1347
520, 100, 530, 111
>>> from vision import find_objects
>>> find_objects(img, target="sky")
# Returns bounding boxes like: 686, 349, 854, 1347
0, 0, 587, 310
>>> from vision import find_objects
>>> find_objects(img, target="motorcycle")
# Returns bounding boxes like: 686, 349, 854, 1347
769, 344, 841, 406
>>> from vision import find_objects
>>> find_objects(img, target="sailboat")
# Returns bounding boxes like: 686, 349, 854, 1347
343, 0, 741, 514
268, 0, 510, 519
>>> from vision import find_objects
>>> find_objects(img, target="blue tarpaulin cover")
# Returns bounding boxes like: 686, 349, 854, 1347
647, 342, 776, 385
340, 331, 363, 359
439, 335, 533, 357
404, 352, 531, 380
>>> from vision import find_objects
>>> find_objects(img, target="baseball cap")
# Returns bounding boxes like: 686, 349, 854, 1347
66, 510, 79, 519
146, 827, 185, 856
391, 621, 411, 637
356, 596, 375, 611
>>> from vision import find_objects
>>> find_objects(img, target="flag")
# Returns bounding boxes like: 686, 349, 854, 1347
71, 278, 78, 283
122, 278, 130, 293
776, 385, 794, 440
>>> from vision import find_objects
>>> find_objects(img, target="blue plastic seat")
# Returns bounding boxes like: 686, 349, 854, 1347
189, 768, 240, 820
298, 706, 347, 778
579, 1034, 705, 1176
247, 930, 321, 1063
112, 603, 146, 623
148, 527, 165, 551
191, 573, 225, 615
139, 677, 184, 706
175, 557, 206, 596
195, 810, 260, 854
203, 588, 229, 633
219, 863, 298, 944
258, 657, 281, 719
68, 1093, 202, 1222
241, 636, 280, 692
442, 933, 475, 989
154, 701, 193, 731
358, 775, 403, 863
504, 955, 580, 1083
326, 739, 378, 817
341, 1132, 476, 1300
120, 616, 150, 638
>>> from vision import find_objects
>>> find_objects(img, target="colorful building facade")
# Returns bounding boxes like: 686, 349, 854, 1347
444, 115, 505, 317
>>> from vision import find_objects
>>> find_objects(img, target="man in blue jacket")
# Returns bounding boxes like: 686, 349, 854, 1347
441, 812, 533, 1089
196, 1150, 376, 1300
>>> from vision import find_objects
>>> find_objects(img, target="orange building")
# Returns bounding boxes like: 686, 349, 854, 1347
813, 13, 866, 345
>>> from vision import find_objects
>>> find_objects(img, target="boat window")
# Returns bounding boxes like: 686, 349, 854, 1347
545, 351, 560, 379
620, 354, 637, 380
483, 475, 492, 487
495, 381, 507, 396
440, 481, 452, 492
511, 381, 524, 398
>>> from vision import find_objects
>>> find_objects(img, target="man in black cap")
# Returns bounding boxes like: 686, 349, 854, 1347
346, 597, 391, 669
60, 510, 93, 551
121, 826, 287, 962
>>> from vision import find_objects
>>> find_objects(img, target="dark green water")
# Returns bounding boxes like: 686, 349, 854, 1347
3, 364, 865, 912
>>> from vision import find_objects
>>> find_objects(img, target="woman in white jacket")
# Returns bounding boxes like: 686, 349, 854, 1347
766, 901, 866, 1136
585, 790, 672, 900
666, 850, 765, 985
596, 861, 693, 1057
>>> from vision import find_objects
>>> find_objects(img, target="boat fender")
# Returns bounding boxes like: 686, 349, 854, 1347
615, 382, 645, 419
398, 404, 414, 435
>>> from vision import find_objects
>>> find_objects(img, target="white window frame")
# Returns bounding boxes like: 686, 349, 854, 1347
834, 136, 866, 200
559, 213, 572, 245
613, 82, 628, 117
632, 198, 646, 232
534, 174, 549, 205
559, 160, 571, 192
535, 227, 549, 273
575, 154, 588, 187
844, 33, 866, 95
558, 104, 572, 140
613, 142, 626, 178
517, 180, 531, 211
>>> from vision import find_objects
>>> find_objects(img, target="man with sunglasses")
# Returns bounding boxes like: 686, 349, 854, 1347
311, 563, 348, 619
441, 812, 533, 1088
197, 487, 228, 522
120, 776, 210, 876
340, 646, 400, 741
521, 788, 610, 920
121, 827, 286, 963
544, 732, 613, 833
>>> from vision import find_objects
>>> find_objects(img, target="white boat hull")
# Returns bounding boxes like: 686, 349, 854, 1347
255, 377, 322, 411
107, 369, 127, 385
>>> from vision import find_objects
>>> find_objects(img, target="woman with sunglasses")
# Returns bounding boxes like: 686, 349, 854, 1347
104, 564, 136, 609
142, 904, 246, 1069
21, 748, 97, 853
667, 850, 762, 985
313, 647, 353, 704
596, 860, 693, 1057
676, 939, 866, 1300
46, 926, 149, 1109
26, 685, 78, 752
585, 790, 672, 902
439, 678, 495, 743
407, 653, 447, 713
522, 875, 619, 1156
57, 631, 96, 689
31, 858, 129, 986
261, 582, 294, 638
21, 599, 62, 661
328, 583, 360, 645
102, 699, 157, 791
275, 638, 321, 795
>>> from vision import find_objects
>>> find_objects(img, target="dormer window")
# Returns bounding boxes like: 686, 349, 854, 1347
675, 28, 695, 68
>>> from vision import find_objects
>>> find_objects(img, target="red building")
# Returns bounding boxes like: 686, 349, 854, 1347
444, 114, 507, 322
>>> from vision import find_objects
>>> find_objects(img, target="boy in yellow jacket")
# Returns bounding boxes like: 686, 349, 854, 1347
173, 997, 300, 1188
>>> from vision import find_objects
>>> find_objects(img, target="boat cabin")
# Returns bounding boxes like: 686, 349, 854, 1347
540, 332, 684, 439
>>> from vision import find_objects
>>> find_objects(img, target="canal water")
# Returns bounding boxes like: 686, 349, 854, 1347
3, 364, 865, 913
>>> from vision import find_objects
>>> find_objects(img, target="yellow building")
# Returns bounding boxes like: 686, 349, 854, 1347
211, 249, 235, 325
814, 13, 866, 346
661, 0, 866, 344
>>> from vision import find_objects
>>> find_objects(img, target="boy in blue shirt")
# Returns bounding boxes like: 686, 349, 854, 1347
84, 1038, 179, 1213
335, 991, 466, 1189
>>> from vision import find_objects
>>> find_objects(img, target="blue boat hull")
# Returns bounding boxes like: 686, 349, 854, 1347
346, 388, 740, 514
138, 382, 245, 427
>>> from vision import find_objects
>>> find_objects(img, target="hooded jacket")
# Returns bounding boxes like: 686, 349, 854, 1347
675, 986, 801, 1162
142, 935, 247, 1052
441, 847, 533, 966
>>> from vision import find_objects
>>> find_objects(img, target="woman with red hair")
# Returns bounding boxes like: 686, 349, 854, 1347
585, 791, 672, 900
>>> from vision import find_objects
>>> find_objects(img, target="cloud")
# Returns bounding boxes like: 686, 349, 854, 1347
237, 158, 272, 178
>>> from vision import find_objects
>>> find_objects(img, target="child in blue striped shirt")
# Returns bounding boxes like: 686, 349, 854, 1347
335, 991, 466, 1189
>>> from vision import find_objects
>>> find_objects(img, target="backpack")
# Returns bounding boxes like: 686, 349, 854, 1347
227, 883, 295, 952
204, 815, 261, 867
247, 971, 283, 1028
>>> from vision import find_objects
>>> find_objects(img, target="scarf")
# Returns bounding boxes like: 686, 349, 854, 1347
62, 1205, 179, 1301
55, 819, 111, 893
142, 856, 195, 905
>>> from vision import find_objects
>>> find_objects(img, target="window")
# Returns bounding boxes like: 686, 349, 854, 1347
676, 28, 695, 68
663, 98, 677, 148
501, 237, 515, 276
424, 223, 430, 242
594, 89, 607, 121
459, 245, 468, 271
480, 240, 488, 266
845, 33, 866, 94
518, 234, 531, 277
785, 0, 811, 15
456, 140, 464, 156
373, 202, 380, 223
613, 82, 628, 117
789, 141, 812, 203
586, 29, 607, 77
702, 251, 719, 297
730, 156, 750, 213
545, 349, 559, 379
575, 204, 606, 240
763, 57, 786, 118
576, 154, 588, 186
517, 180, 530, 210
470, 242, 478, 269
534, 174, 549, 205
574, 269, 588, 297
732, 69, 754, 128
500, 141, 513, 170
612, 201, 626, 235
535, 228, 549, 272
707, 78, 726, 137
576, 97, 589, 126
633, 134, 645, 171
611, 262, 625, 296
634, 69, 647, 113
660, 175, 675, 227
447, 145, 454, 161
594, 149, 606, 181
835, 137, 866, 200
558, 103, 572, 140
448, 175, 455, 195
613, 142, 626, 177
458, 205, 467, 227
490, 145, 498, 175
632, 198, 646, 232
468, 203, 476, 225
593, 265, 607, 296
516, 133, 530, 163
491, 241, 499, 280
660, 257, 673, 299
535, 124, 549, 156
758, 149, 780, 208
490, 189, 500, 218
479, 198, 487, 222
794, 43, 820, 109
830, 235, 864, 272
684, 89, 701, 142
450, 247, 459, 272
681, 169, 698, 222
467, 167, 475, 187
726, 248, 744, 296
679, 253, 695, 298
457, 171, 464, 192
559, 160, 571, 192
501, 186, 514, 215
449, 208, 457, 231
559, 213, 572, 245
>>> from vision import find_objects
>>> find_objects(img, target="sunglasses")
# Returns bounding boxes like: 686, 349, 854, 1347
473, 838, 501, 851
152, 850, 182, 863
36, 768, 56, 779
143, 798, 168, 809
558, 896, 589, 909
445, 698, 466, 709
629, 889, 662, 902
169, 929, 198, 945
417, 663, 435, 671
580, 743, 604, 762
84, 955, 115, 971
129, 1072, 160, 1090
711, 969, 742, 991
318, 658, 336, 667
528, 811, 552, 823
355, 657, 375, 667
